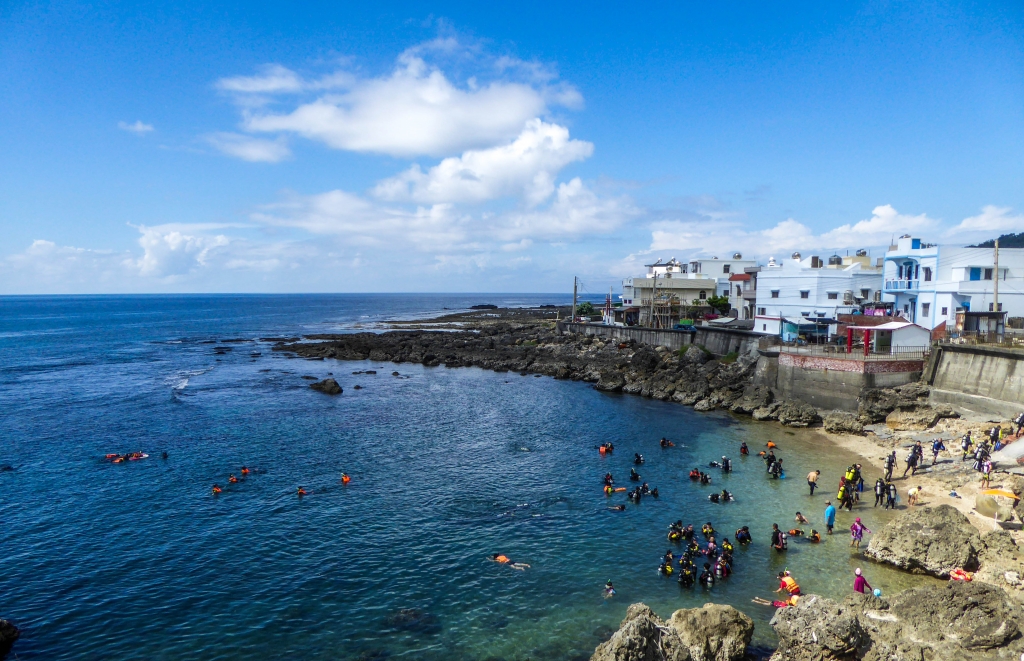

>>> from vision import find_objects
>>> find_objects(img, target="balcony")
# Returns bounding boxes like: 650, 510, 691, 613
884, 279, 919, 292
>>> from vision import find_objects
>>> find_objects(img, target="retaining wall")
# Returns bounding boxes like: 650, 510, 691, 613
927, 345, 1024, 417
557, 323, 763, 357
775, 352, 923, 412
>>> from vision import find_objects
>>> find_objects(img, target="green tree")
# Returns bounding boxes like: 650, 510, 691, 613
706, 295, 732, 315
576, 301, 595, 316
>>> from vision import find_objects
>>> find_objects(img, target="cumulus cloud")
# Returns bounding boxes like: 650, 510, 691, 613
217, 39, 580, 158
118, 120, 154, 135
207, 133, 291, 162
946, 205, 1024, 240
372, 120, 593, 205
130, 225, 231, 277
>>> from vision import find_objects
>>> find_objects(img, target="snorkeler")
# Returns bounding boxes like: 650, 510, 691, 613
603, 581, 616, 598
630, 468, 641, 481
341, 473, 351, 485
228, 474, 239, 484
211, 484, 222, 495
634, 453, 644, 465
608, 505, 626, 512
490, 554, 530, 570
735, 526, 752, 544
297, 487, 308, 496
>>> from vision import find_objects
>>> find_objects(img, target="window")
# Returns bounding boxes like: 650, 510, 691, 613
941, 307, 948, 316
969, 268, 981, 281
737, 285, 742, 296
800, 291, 809, 299
723, 264, 730, 274
757, 307, 766, 315
827, 292, 838, 300
922, 303, 930, 318
817, 312, 825, 317
984, 268, 993, 280
762, 324, 767, 331
699, 290, 707, 300
923, 267, 932, 282
771, 290, 779, 298
860, 289, 870, 299
990, 303, 1003, 311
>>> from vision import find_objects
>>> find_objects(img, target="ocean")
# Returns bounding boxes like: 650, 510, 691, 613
0, 294, 933, 660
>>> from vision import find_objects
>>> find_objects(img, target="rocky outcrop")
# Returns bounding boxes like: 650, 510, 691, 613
885, 407, 940, 430
976, 530, 1024, 595
309, 378, 342, 395
591, 603, 753, 661
771, 582, 1024, 660
667, 604, 754, 661
728, 385, 773, 415
775, 400, 821, 427
864, 504, 982, 577
823, 411, 865, 435
0, 620, 18, 660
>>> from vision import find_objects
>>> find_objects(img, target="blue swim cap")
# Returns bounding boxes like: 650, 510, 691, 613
873, 588, 882, 597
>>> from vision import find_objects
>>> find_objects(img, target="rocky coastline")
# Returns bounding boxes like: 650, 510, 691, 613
273, 307, 1024, 660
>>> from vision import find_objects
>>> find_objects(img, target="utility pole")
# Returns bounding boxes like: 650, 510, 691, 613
994, 239, 1000, 313
649, 272, 658, 328
572, 276, 578, 323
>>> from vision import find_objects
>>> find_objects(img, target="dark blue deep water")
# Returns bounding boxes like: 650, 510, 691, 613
0, 295, 930, 660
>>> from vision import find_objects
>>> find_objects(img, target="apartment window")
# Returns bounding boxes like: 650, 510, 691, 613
923, 267, 932, 282
941, 307, 948, 316
921, 303, 930, 318
800, 291, 809, 299
699, 290, 707, 300
757, 307, 766, 315
984, 268, 993, 280
827, 292, 838, 300
762, 324, 767, 331
969, 267, 981, 281
771, 290, 779, 298
736, 285, 742, 296
860, 289, 870, 299
723, 264, 730, 274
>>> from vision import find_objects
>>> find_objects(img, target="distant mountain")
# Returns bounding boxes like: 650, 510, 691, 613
972, 232, 1024, 248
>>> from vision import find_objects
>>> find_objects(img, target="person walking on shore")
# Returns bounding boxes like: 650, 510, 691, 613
931, 438, 946, 465
961, 433, 973, 461
807, 470, 820, 496
824, 501, 836, 534
1015, 411, 1024, 437
873, 478, 885, 506
884, 481, 898, 509
884, 451, 896, 482
981, 460, 993, 489
850, 517, 870, 549
902, 449, 919, 478
853, 568, 872, 594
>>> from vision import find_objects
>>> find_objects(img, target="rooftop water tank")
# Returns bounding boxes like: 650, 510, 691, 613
792, 252, 801, 260
828, 255, 842, 266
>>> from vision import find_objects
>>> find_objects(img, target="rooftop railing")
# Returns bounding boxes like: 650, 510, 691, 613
780, 344, 929, 361
884, 279, 919, 291
940, 330, 1024, 349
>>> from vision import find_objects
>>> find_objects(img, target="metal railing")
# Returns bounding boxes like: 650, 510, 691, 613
780, 344, 929, 361
884, 279, 920, 291
941, 331, 1024, 349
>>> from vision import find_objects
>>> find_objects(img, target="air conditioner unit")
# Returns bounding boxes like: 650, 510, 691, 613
843, 290, 855, 304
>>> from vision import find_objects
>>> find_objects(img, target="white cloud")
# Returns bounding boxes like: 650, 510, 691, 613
207, 133, 291, 163
947, 205, 1024, 240
118, 120, 154, 135
219, 40, 581, 158
132, 225, 231, 277
371, 120, 593, 205
497, 178, 638, 241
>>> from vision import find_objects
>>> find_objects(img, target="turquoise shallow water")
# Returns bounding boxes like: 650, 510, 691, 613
0, 295, 932, 660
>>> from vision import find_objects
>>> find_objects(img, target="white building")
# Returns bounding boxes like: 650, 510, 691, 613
620, 255, 757, 308
883, 236, 1024, 330
754, 252, 884, 338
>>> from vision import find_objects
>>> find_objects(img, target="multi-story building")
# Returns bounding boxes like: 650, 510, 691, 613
728, 266, 761, 319
882, 235, 1024, 330
754, 252, 883, 338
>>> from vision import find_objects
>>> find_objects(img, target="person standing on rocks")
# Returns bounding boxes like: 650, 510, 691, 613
960, 433, 974, 461
1015, 411, 1024, 437
902, 448, 919, 478
807, 470, 820, 495
824, 501, 836, 534
981, 460, 993, 489
884, 451, 896, 482
884, 481, 898, 509
931, 438, 946, 465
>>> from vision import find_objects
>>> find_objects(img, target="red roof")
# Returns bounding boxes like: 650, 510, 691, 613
728, 273, 751, 281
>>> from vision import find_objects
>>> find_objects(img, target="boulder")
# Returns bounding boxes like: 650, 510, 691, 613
769, 594, 867, 660
752, 401, 782, 421
864, 504, 982, 577
667, 604, 753, 661
775, 400, 821, 427
682, 345, 710, 365
0, 620, 18, 660
885, 407, 940, 430
595, 369, 626, 392
728, 385, 774, 415
630, 347, 661, 373
694, 398, 717, 412
309, 378, 342, 395
771, 583, 1024, 661
823, 411, 865, 435
591, 603, 690, 661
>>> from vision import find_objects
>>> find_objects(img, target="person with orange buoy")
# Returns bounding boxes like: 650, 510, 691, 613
228, 474, 239, 484
212, 484, 222, 495
241, 466, 250, 475
297, 486, 308, 496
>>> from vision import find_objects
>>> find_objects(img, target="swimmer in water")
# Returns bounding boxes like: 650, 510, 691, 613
161, 452, 168, 460
740, 442, 749, 455
241, 466, 250, 475
490, 554, 530, 570
604, 580, 616, 598
809, 530, 821, 543
229, 474, 239, 484
212, 484, 222, 495
630, 468, 641, 481
608, 505, 626, 511
795, 512, 809, 524
341, 473, 351, 485
297, 487, 308, 496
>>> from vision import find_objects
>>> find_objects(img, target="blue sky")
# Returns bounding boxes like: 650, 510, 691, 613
1, 1, 1022, 294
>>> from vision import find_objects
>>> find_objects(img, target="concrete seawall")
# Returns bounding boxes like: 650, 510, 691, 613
773, 352, 924, 412
927, 344, 1024, 418
556, 322, 763, 357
